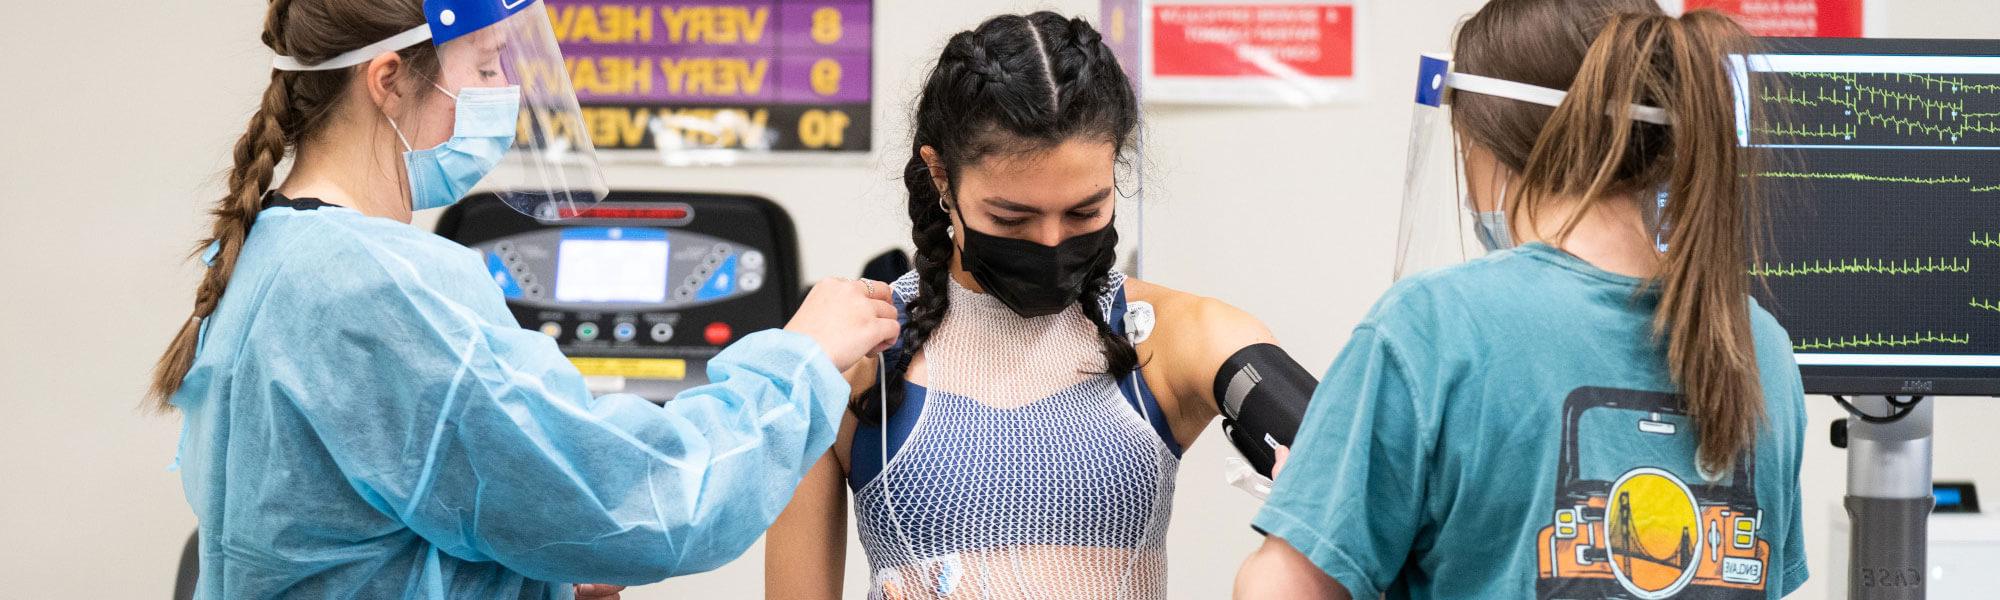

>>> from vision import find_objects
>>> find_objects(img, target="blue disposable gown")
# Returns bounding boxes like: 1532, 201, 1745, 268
171, 205, 846, 598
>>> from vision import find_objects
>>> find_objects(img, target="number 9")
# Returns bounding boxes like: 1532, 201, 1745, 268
811, 58, 842, 96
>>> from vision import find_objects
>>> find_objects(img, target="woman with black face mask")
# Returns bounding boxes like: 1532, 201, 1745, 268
763, 12, 1312, 600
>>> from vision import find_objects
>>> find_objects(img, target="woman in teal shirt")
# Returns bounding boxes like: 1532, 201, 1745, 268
1236, 1, 1809, 598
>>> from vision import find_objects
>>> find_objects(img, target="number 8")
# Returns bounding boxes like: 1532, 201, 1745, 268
813, 7, 843, 45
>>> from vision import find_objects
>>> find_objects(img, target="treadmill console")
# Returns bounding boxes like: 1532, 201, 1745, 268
437, 191, 801, 402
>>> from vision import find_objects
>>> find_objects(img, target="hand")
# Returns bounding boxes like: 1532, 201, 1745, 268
575, 583, 626, 599
1271, 445, 1291, 479
786, 278, 899, 372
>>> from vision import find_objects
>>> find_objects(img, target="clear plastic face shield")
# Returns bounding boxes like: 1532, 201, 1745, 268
1395, 54, 1671, 279
272, 0, 608, 219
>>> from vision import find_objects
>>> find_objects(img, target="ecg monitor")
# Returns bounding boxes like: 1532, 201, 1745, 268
1736, 38, 2000, 395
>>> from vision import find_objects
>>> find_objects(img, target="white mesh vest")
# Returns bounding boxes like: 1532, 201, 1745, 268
853, 271, 1180, 600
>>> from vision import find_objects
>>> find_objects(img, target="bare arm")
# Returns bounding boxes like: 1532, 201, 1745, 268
1127, 279, 1280, 448
1235, 536, 1351, 600
764, 440, 851, 598
1173, 295, 1281, 425
765, 354, 878, 597
842, 353, 879, 401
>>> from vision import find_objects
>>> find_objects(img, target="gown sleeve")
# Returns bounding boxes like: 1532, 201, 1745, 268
245, 231, 848, 585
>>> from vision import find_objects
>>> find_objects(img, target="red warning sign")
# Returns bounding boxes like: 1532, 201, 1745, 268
1684, 0, 1864, 37
1151, 3, 1355, 78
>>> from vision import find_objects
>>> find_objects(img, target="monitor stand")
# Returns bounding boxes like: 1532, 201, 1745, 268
1844, 395, 1936, 599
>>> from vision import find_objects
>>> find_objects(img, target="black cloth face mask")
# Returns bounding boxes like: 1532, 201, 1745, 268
953, 206, 1120, 318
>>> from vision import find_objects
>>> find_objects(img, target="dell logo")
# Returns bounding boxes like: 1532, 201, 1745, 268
1900, 380, 1935, 392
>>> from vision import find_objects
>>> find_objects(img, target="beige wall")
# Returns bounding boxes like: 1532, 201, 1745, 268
4, 1, 1998, 598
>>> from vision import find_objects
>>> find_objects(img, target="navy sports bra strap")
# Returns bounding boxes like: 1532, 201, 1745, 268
847, 279, 919, 492
1111, 285, 1183, 457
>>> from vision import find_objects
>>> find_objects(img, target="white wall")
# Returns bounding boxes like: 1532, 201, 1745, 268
3, 1, 1998, 598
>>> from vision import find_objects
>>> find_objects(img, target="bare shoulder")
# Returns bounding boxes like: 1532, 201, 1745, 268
1125, 278, 1275, 348
1121, 278, 1191, 309
1125, 278, 1278, 443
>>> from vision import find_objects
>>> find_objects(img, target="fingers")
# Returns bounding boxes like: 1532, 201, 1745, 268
1272, 445, 1292, 479
872, 296, 898, 320
858, 278, 892, 302
874, 317, 902, 343
790, 278, 901, 367
812, 278, 892, 304
870, 318, 901, 355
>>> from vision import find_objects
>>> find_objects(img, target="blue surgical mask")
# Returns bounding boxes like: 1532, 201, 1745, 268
1474, 210, 1514, 252
387, 84, 521, 212
1471, 177, 1515, 252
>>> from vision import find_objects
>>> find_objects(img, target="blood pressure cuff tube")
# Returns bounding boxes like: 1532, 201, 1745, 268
1213, 344, 1318, 478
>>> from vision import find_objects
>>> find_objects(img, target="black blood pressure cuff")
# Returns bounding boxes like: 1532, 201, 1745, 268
1213, 343, 1317, 478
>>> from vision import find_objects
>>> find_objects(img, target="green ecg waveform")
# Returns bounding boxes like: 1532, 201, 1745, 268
1860, 110, 2000, 141
1760, 86, 1821, 108
1795, 72, 2000, 94
1974, 184, 2000, 193
1973, 232, 2000, 248
1759, 73, 2000, 143
1758, 171, 1971, 186
1973, 298, 2000, 314
1761, 84, 1968, 117
1752, 123, 1856, 138
1749, 257, 1971, 277
1795, 332, 1972, 352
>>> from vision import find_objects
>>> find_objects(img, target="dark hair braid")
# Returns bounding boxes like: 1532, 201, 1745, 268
850, 12, 1139, 424
149, 0, 435, 411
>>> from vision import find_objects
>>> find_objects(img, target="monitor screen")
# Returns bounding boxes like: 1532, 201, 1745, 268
554, 227, 671, 304
1735, 38, 2000, 395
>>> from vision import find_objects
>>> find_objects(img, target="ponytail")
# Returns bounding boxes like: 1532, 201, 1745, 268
1511, 9, 1764, 473
1655, 11, 1766, 475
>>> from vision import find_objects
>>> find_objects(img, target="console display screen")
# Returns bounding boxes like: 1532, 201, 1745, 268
554, 228, 670, 304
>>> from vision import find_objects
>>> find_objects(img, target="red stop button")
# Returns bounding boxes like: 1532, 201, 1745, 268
704, 322, 733, 345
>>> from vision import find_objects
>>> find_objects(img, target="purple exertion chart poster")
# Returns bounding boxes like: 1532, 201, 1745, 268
546, 0, 873, 155
1100, 0, 1143, 98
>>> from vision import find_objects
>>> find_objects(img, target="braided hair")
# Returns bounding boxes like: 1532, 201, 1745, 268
148, 0, 438, 410
852, 12, 1140, 424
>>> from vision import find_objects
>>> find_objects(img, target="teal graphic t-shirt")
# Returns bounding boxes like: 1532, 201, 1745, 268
1255, 243, 1809, 599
